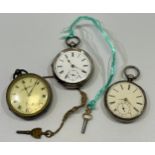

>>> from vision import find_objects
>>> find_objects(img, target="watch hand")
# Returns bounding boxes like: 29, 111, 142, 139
65, 56, 87, 73
65, 55, 73, 66
125, 98, 132, 105
22, 83, 29, 95
70, 64, 87, 74
74, 65, 85, 72
125, 99, 133, 115
118, 98, 125, 101
21, 86, 33, 91
124, 98, 134, 109
28, 80, 38, 96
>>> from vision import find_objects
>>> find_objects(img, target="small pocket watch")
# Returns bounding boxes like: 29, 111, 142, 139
6, 69, 52, 119
105, 66, 147, 122
52, 36, 93, 89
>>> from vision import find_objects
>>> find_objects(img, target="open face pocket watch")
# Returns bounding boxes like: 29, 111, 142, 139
52, 36, 94, 89
6, 69, 53, 119
105, 66, 147, 122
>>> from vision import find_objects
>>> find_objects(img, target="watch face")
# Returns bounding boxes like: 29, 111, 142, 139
105, 81, 146, 122
6, 74, 52, 119
52, 48, 93, 88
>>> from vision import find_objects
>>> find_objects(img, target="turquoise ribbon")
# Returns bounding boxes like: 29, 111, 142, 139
62, 16, 116, 110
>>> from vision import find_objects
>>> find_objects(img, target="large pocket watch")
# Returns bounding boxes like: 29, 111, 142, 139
6, 69, 53, 119
52, 36, 94, 89
104, 66, 147, 122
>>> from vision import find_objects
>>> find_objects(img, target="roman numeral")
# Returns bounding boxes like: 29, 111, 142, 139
65, 74, 68, 79
36, 81, 40, 85
42, 95, 46, 98
109, 95, 115, 97
18, 105, 21, 109
109, 101, 115, 104
41, 87, 45, 91
128, 84, 131, 90
133, 89, 137, 93
81, 58, 86, 61
59, 59, 64, 62
120, 84, 123, 90
136, 102, 143, 105
15, 85, 19, 88
136, 96, 142, 98
59, 70, 64, 74
22, 80, 25, 84
14, 100, 17, 103
82, 70, 87, 74
83, 65, 88, 67
71, 52, 74, 57
134, 107, 139, 112
113, 88, 119, 92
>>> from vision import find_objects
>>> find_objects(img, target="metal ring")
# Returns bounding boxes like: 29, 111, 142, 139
65, 36, 81, 47
13, 69, 28, 79
123, 66, 140, 81
44, 130, 54, 138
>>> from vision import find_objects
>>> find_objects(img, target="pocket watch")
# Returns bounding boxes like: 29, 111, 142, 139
6, 69, 52, 119
52, 36, 93, 89
104, 66, 147, 122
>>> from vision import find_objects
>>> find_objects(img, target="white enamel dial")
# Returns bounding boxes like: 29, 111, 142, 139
53, 49, 93, 84
105, 81, 146, 121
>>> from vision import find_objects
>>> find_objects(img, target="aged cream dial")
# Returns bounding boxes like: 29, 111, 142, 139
105, 81, 146, 122
6, 74, 52, 119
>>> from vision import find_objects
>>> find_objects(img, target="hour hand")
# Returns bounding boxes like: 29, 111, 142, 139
21, 83, 29, 95
65, 55, 72, 65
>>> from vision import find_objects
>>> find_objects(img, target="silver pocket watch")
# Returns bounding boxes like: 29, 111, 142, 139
105, 66, 147, 122
52, 36, 94, 89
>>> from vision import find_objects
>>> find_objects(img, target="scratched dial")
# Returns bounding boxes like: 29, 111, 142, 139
105, 81, 146, 121
52, 49, 93, 88
6, 74, 52, 118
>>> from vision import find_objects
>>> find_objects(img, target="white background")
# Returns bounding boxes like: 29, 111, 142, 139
0, 13, 155, 142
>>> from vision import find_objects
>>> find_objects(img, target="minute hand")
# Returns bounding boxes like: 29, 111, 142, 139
73, 65, 87, 73
66, 57, 87, 73
28, 80, 38, 96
